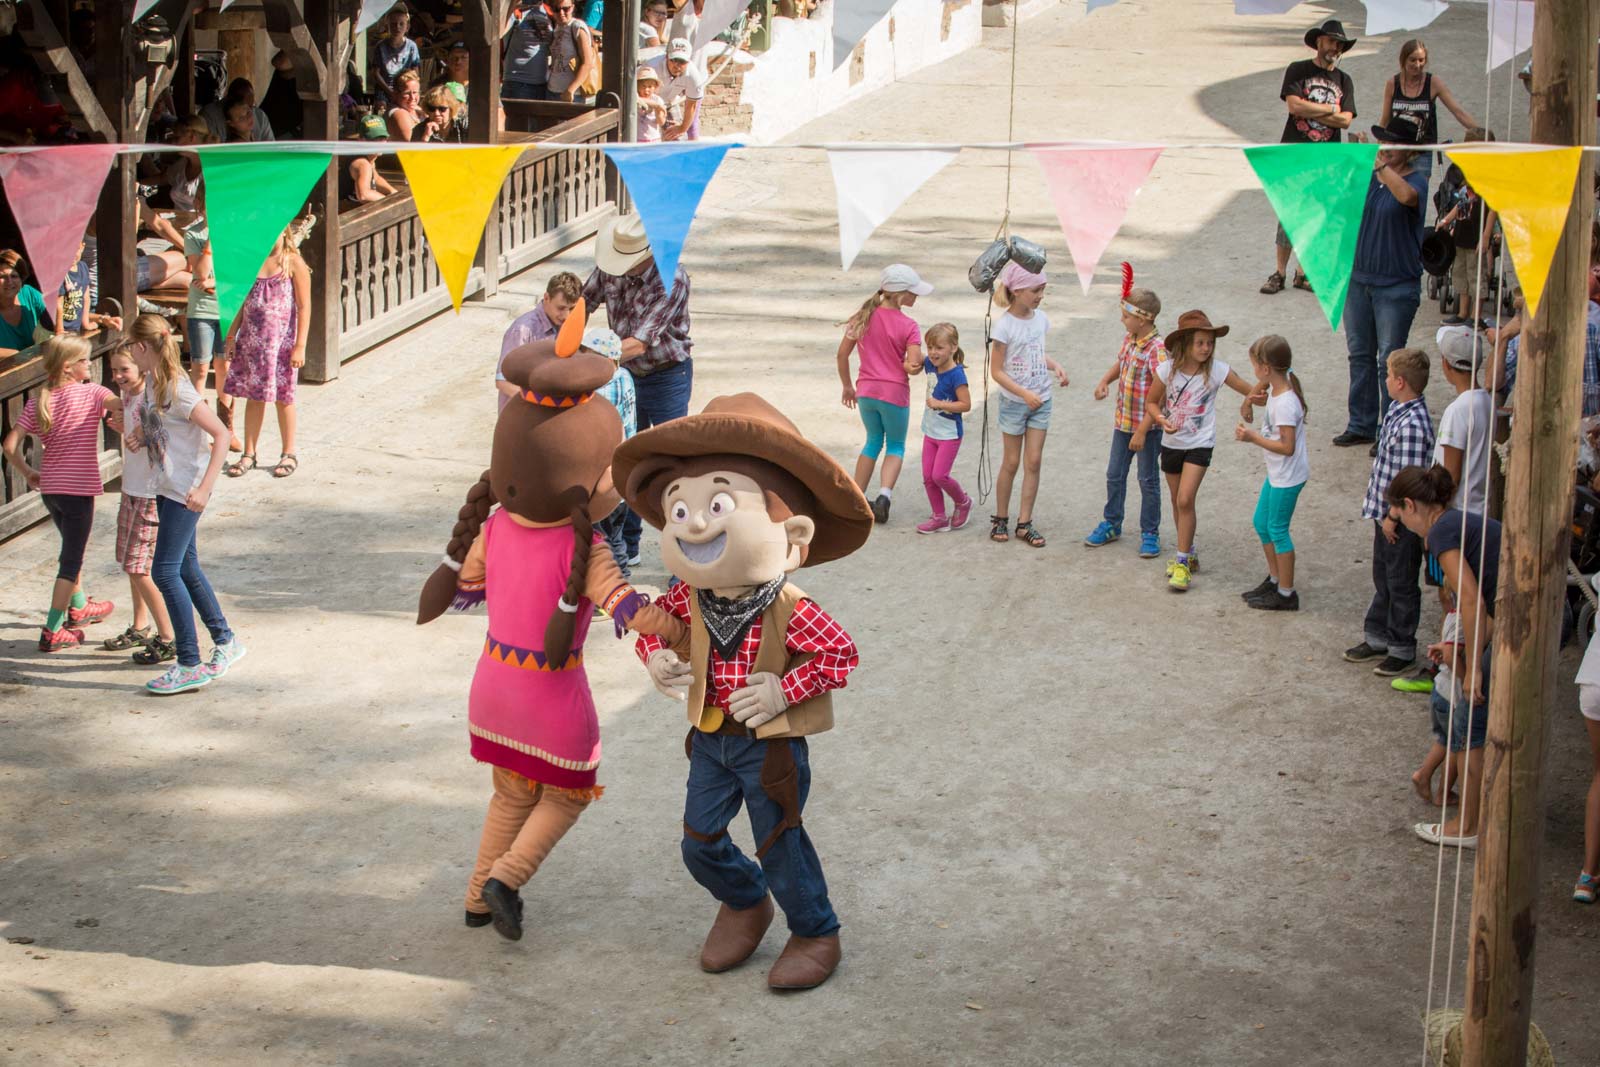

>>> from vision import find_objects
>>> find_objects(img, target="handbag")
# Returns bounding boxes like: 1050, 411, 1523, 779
567, 23, 602, 96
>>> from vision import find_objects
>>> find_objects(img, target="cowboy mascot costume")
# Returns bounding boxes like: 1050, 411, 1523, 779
614, 393, 873, 991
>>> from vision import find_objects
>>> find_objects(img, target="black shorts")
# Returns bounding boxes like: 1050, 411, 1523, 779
42, 493, 95, 581
1159, 446, 1214, 475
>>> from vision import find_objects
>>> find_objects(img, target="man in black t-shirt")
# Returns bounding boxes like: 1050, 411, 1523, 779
1262, 19, 1358, 296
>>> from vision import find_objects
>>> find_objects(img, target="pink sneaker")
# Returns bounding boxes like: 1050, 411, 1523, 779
916, 516, 950, 535
950, 496, 973, 531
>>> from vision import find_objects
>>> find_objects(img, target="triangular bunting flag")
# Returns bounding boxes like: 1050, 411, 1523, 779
1445, 146, 1582, 318
399, 145, 527, 312
1362, 0, 1449, 36
827, 149, 957, 271
1243, 141, 1379, 328
1488, 0, 1535, 71
602, 143, 737, 295
0, 144, 121, 321
1028, 145, 1163, 296
133, 0, 161, 20
692, 0, 751, 51
357, 0, 396, 34
832, 0, 898, 70
198, 147, 331, 331
1235, 0, 1303, 14
1085, 0, 1120, 12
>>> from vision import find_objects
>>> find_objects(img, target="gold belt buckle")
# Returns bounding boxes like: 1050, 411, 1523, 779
696, 705, 725, 733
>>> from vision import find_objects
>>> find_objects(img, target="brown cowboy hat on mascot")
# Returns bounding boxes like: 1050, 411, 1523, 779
614, 392, 875, 566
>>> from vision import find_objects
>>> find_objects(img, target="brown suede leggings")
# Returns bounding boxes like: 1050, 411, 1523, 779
464, 766, 592, 913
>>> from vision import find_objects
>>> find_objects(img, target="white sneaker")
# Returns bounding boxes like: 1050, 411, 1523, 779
203, 639, 247, 678
624, 552, 642, 568
147, 662, 211, 695
1413, 821, 1478, 849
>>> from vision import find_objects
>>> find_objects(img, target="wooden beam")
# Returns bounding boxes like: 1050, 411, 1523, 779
13, 0, 116, 142
260, 0, 331, 100
1461, 0, 1599, 1063
462, 0, 504, 299
94, 0, 136, 331
131, 5, 195, 141
298, 0, 344, 384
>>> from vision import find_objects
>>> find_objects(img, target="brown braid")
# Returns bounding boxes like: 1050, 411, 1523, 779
542, 502, 594, 664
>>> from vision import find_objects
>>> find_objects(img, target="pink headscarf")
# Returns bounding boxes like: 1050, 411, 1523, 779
999, 260, 1047, 292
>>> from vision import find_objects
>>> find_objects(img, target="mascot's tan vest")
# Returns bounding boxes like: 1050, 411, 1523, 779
685, 583, 835, 740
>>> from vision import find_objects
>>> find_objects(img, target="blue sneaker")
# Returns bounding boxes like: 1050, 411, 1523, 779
1138, 532, 1160, 558
1084, 521, 1120, 547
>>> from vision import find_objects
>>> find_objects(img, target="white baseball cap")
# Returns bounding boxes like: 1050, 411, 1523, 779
879, 263, 934, 296
666, 37, 692, 60
1436, 324, 1481, 371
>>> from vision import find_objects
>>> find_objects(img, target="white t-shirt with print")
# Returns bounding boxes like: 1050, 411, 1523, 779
1434, 389, 1494, 515
990, 309, 1051, 404
1155, 359, 1231, 450
142, 376, 209, 504
1261, 387, 1309, 487
120, 391, 160, 499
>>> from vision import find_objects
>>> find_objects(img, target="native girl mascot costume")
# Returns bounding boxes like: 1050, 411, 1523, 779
614, 393, 873, 991
417, 302, 684, 942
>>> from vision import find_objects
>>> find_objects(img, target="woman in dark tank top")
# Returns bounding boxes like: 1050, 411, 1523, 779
1381, 39, 1482, 181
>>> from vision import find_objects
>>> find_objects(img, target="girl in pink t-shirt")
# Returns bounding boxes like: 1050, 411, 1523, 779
834, 264, 931, 524
1, 336, 123, 651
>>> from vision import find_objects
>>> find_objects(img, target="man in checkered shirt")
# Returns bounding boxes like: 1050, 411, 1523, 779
1348, 348, 1436, 676
615, 393, 874, 994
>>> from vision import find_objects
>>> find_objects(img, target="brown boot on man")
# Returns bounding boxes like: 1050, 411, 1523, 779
766, 933, 841, 991
699, 897, 775, 973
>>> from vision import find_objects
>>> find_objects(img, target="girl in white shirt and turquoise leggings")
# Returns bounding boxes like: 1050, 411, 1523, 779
1234, 334, 1310, 611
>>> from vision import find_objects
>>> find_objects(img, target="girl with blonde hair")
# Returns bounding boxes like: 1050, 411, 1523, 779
1, 335, 123, 650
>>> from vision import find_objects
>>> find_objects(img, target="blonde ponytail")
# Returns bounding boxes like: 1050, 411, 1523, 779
844, 290, 892, 339
128, 313, 183, 410
34, 335, 93, 436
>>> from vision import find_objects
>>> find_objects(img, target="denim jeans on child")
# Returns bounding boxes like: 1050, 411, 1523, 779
594, 502, 630, 578
152, 495, 234, 667
1343, 278, 1422, 438
682, 731, 838, 939
622, 359, 694, 558
1364, 520, 1424, 661
1104, 428, 1162, 535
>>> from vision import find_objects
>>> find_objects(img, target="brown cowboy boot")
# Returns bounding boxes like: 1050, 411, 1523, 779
767, 933, 841, 991
699, 897, 774, 973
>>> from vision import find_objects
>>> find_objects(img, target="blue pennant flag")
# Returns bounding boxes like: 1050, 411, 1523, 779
602, 142, 739, 296
1085, 0, 1120, 12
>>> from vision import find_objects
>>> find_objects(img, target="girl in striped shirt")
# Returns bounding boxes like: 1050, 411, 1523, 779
2, 335, 123, 651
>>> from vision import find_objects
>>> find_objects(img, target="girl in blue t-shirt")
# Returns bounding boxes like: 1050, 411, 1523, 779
916, 322, 973, 534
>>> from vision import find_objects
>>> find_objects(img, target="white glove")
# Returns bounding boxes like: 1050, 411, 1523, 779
727, 671, 788, 729
647, 649, 692, 701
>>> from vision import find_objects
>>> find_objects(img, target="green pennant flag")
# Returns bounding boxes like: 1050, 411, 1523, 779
1243, 142, 1379, 329
197, 147, 331, 331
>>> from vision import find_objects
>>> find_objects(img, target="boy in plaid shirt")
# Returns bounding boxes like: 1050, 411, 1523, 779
1086, 286, 1166, 557
1348, 347, 1435, 676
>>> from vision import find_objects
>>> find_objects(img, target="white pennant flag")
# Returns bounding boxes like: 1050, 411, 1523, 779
828, 149, 958, 271
1234, 0, 1304, 14
692, 0, 752, 52
832, 0, 899, 70
357, 0, 397, 34
134, 0, 161, 18
1362, 0, 1449, 35
1488, 0, 1534, 71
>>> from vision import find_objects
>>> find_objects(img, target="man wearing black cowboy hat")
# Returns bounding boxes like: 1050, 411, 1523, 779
1261, 18, 1358, 296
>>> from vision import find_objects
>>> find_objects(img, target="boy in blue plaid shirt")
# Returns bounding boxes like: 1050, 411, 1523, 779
1347, 348, 1435, 676
583, 327, 638, 576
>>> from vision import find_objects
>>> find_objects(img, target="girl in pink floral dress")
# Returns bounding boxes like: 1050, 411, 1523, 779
223, 215, 314, 479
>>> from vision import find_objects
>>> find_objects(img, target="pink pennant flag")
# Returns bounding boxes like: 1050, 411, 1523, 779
0, 145, 121, 320
1028, 145, 1163, 295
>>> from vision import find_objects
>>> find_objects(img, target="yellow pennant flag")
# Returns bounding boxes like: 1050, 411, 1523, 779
398, 145, 527, 311
1444, 145, 1583, 318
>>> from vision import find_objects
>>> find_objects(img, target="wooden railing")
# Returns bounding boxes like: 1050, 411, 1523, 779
335, 107, 620, 361
0, 331, 124, 542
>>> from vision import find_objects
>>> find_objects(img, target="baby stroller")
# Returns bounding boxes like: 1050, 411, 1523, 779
1430, 167, 1517, 323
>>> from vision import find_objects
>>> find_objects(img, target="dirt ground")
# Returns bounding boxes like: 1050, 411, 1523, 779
4, 2, 1598, 1064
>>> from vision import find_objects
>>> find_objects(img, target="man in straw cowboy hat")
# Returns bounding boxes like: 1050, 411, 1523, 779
583, 212, 694, 567
1261, 17, 1357, 297
615, 392, 874, 991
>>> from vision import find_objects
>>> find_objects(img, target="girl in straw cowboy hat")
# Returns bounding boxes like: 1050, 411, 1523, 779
1137, 309, 1254, 592
416, 302, 683, 943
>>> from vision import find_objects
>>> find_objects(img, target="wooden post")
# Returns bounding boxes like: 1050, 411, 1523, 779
464, 0, 504, 301
93, 0, 136, 325
1461, 0, 1597, 1063
298, 0, 344, 384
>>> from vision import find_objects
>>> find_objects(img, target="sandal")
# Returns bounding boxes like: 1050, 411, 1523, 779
1259, 271, 1285, 295
132, 636, 176, 665
1292, 271, 1314, 293
225, 453, 257, 478
102, 624, 151, 651
270, 453, 298, 479
989, 515, 1010, 543
1575, 872, 1598, 904
1014, 521, 1046, 548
